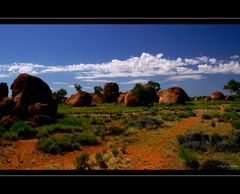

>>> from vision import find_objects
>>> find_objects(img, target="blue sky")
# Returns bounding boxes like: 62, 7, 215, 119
0, 24, 240, 97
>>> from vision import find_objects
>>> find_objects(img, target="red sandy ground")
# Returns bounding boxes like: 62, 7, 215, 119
0, 116, 201, 170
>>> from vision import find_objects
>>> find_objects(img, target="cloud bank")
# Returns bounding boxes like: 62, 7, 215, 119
0, 53, 240, 82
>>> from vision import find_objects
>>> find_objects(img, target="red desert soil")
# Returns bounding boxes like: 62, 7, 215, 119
125, 115, 202, 170
0, 116, 201, 170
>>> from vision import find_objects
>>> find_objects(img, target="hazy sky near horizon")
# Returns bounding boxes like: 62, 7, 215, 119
0, 24, 240, 96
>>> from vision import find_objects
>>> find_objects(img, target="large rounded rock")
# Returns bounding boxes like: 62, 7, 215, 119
0, 82, 8, 101
10, 74, 57, 118
32, 115, 54, 126
66, 91, 92, 107
225, 95, 234, 101
124, 92, 141, 106
11, 74, 53, 104
124, 84, 158, 107
117, 92, 127, 104
28, 103, 53, 116
159, 87, 190, 104
102, 82, 120, 103
92, 93, 103, 104
210, 91, 224, 100
0, 97, 15, 118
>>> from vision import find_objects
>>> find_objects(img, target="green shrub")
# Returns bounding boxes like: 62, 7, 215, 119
177, 111, 196, 118
211, 122, 216, 128
10, 121, 31, 131
222, 111, 240, 120
200, 160, 230, 170
232, 120, 240, 130
36, 136, 81, 155
95, 152, 108, 169
179, 146, 198, 169
121, 145, 127, 154
74, 153, 90, 170
160, 113, 179, 121
57, 116, 86, 127
95, 126, 106, 137
185, 160, 200, 170
109, 127, 126, 135
0, 126, 7, 137
210, 134, 223, 145
202, 114, 212, 120
1, 121, 36, 140
177, 135, 186, 145
71, 131, 98, 146
112, 148, 119, 157
2, 131, 18, 141
121, 119, 129, 126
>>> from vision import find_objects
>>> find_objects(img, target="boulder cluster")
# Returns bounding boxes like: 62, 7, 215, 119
0, 74, 58, 129
64, 82, 192, 107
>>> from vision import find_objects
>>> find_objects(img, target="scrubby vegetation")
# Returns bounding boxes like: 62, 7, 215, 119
1, 83, 240, 170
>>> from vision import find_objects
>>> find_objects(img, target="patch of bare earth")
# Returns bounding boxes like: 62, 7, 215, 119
0, 139, 106, 170
124, 115, 202, 170
0, 116, 202, 170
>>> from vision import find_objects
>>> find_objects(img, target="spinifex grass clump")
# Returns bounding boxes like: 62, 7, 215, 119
177, 132, 209, 152
37, 131, 98, 155
36, 116, 87, 136
36, 136, 81, 155
232, 120, 240, 130
176, 111, 196, 118
179, 146, 199, 169
2, 121, 36, 140
200, 160, 230, 170
74, 153, 90, 170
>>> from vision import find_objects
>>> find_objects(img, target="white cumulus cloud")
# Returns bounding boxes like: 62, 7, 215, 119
165, 74, 206, 82
230, 55, 239, 59
1, 52, 240, 84
120, 79, 148, 85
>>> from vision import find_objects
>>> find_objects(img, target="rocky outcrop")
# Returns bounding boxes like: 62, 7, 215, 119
0, 82, 8, 101
0, 115, 19, 129
124, 92, 140, 106
225, 95, 234, 101
159, 87, 190, 104
124, 84, 158, 107
65, 91, 92, 107
117, 92, 127, 104
102, 82, 120, 103
92, 93, 103, 104
210, 91, 224, 100
0, 74, 58, 128
0, 97, 15, 118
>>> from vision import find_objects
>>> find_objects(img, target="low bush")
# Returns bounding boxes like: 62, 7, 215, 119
2, 131, 18, 141
109, 127, 126, 135
202, 114, 212, 120
177, 111, 196, 118
178, 132, 209, 152
71, 131, 98, 146
95, 126, 106, 137
74, 153, 90, 170
95, 152, 108, 169
232, 120, 240, 130
36, 136, 81, 155
128, 117, 164, 129
112, 148, 119, 157
200, 160, 230, 170
221, 111, 240, 121
210, 134, 223, 145
211, 122, 216, 128
179, 146, 198, 169
177, 135, 186, 145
